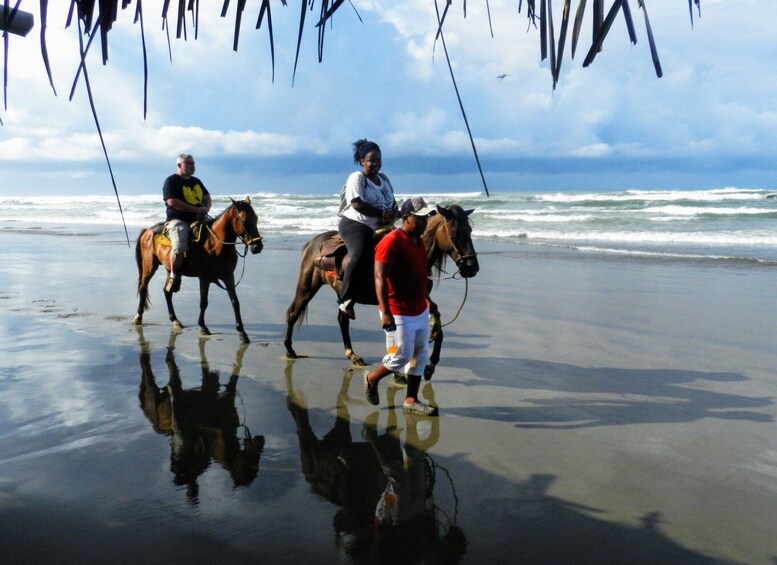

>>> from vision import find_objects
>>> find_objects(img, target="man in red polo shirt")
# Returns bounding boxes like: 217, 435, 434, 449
364, 197, 439, 416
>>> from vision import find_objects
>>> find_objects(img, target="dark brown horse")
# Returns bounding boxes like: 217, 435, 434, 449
284, 204, 479, 377
133, 197, 263, 343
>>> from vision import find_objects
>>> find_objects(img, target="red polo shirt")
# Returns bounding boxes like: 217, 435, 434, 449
374, 228, 428, 316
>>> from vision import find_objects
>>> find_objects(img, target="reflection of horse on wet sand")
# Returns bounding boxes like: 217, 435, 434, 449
284, 361, 466, 560
133, 197, 264, 344
138, 329, 264, 502
284, 205, 479, 377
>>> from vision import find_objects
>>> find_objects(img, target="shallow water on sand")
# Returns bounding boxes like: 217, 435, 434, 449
1, 312, 742, 564
2, 231, 777, 563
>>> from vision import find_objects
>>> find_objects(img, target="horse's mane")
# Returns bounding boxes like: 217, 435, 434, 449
211, 199, 241, 222
202, 200, 245, 254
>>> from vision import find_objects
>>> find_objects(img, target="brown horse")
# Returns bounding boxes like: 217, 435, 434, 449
284, 204, 479, 377
133, 197, 263, 343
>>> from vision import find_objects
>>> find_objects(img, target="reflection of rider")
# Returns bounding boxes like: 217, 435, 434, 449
337, 139, 399, 319
284, 362, 465, 561
163, 153, 212, 293
285, 366, 384, 518
138, 330, 264, 503
364, 408, 465, 562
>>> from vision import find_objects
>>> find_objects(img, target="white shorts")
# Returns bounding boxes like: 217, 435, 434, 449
381, 309, 430, 376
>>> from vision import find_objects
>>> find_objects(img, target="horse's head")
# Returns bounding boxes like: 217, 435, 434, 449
230, 197, 263, 254
426, 204, 479, 278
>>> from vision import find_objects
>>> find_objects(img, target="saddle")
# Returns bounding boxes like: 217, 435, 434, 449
314, 225, 394, 279
314, 234, 346, 274
153, 220, 207, 248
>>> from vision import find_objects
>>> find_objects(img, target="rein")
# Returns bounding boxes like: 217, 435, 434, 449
205, 219, 263, 252
204, 212, 263, 290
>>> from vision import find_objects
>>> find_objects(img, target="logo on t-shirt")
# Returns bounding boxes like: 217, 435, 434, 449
183, 184, 204, 206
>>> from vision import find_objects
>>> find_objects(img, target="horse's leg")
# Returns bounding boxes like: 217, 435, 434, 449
338, 309, 366, 367
284, 262, 325, 359
163, 286, 184, 330
424, 308, 443, 380
222, 275, 250, 344
197, 278, 212, 337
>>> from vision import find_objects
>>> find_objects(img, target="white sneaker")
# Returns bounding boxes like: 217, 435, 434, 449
402, 400, 438, 417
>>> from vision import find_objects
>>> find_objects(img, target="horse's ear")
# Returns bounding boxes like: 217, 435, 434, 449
436, 204, 452, 218
230, 197, 237, 205
244, 196, 251, 204
465, 208, 475, 216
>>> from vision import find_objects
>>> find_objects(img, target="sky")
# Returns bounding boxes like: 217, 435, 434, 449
0, 0, 775, 196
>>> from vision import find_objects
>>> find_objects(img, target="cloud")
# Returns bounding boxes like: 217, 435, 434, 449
2, 0, 777, 194
571, 143, 612, 158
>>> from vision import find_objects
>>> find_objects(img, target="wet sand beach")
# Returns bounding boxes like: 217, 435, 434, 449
1, 227, 777, 563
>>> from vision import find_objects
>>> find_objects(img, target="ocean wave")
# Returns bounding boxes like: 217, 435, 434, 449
494, 213, 595, 223
511, 229, 777, 246
641, 205, 777, 217
530, 188, 769, 204
2, 188, 775, 262
550, 244, 777, 265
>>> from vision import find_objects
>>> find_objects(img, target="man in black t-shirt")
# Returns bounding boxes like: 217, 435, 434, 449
162, 153, 212, 292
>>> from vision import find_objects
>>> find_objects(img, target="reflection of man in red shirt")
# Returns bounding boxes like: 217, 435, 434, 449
364, 197, 439, 417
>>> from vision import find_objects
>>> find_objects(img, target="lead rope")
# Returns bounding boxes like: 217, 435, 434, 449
433, 220, 471, 328
428, 268, 469, 328
441, 277, 468, 328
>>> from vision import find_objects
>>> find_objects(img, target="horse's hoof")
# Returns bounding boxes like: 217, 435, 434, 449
132, 314, 142, 326
423, 364, 435, 381
348, 356, 366, 367
240, 333, 251, 344
172, 321, 184, 330
286, 350, 300, 360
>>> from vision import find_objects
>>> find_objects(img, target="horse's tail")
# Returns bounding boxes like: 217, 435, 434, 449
287, 238, 324, 329
136, 229, 152, 311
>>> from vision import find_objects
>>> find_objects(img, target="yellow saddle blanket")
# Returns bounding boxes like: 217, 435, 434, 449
154, 233, 172, 247
154, 221, 205, 248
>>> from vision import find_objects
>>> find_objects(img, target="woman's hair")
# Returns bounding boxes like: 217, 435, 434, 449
352, 139, 381, 164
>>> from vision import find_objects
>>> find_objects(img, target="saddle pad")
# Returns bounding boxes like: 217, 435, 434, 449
154, 233, 172, 247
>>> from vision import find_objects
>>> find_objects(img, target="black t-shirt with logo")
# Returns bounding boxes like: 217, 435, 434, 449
163, 174, 210, 222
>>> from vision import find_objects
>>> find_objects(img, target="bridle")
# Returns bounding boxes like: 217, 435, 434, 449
205, 206, 263, 255
440, 215, 478, 271
430, 213, 478, 329
203, 204, 263, 289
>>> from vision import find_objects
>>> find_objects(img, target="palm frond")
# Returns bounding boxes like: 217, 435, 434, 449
570, 0, 586, 59
0, 0, 699, 92
256, 0, 276, 82
554, 0, 571, 89
637, 0, 661, 77
583, 0, 623, 68
622, 0, 637, 45
40, 0, 56, 95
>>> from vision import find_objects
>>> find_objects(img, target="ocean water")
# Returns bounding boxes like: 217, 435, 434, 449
1, 187, 776, 263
